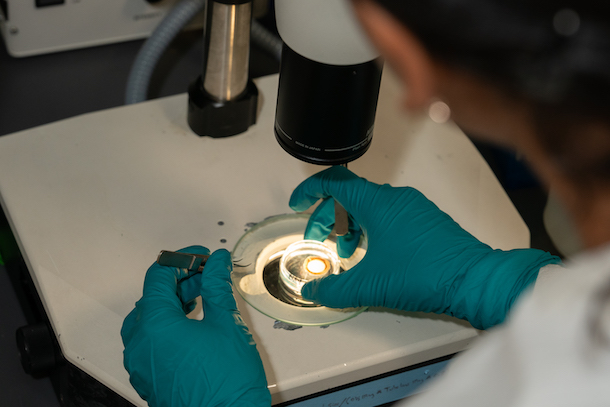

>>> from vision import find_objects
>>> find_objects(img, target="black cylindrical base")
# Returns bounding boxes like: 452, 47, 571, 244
16, 323, 58, 376
187, 76, 258, 138
274, 44, 383, 165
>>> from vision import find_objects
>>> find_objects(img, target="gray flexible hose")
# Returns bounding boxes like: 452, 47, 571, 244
251, 19, 283, 61
125, 0, 283, 105
125, 0, 206, 105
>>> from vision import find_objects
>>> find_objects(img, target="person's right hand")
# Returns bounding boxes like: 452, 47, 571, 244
290, 167, 561, 330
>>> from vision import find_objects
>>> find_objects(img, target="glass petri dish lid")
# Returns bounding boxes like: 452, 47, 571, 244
231, 213, 367, 326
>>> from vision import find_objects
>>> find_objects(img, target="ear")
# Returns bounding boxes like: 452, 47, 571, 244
352, 0, 437, 110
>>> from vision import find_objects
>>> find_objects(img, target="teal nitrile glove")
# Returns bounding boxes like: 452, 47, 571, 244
290, 167, 562, 330
121, 246, 271, 407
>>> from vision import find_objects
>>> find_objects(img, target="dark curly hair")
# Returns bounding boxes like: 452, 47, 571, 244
372, 0, 610, 346
371, 0, 610, 184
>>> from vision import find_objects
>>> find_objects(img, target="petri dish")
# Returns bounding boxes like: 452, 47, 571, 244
231, 214, 367, 326
279, 240, 342, 305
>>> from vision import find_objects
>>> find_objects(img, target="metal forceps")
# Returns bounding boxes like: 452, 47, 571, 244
156, 250, 210, 272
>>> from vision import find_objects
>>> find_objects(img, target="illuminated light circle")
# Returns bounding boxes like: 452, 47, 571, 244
428, 100, 451, 124
305, 257, 329, 275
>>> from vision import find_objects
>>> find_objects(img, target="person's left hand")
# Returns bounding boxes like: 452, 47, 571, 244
121, 246, 271, 407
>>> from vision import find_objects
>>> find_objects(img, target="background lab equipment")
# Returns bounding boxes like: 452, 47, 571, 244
0, 0, 204, 57
0, 0, 266, 57
0, 0, 550, 405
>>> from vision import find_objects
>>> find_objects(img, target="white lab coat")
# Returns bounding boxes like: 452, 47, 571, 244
400, 244, 610, 406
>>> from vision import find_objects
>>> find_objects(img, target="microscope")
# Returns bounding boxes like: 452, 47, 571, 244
185, 0, 382, 290
187, 0, 383, 165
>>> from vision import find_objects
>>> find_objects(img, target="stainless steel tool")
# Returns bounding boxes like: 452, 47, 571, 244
334, 201, 349, 237
334, 163, 350, 237
156, 250, 210, 272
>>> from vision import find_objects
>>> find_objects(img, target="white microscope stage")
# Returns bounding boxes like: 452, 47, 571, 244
0, 72, 529, 405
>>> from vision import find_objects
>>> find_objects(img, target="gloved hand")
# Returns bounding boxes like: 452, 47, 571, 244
121, 246, 271, 407
290, 167, 562, 330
